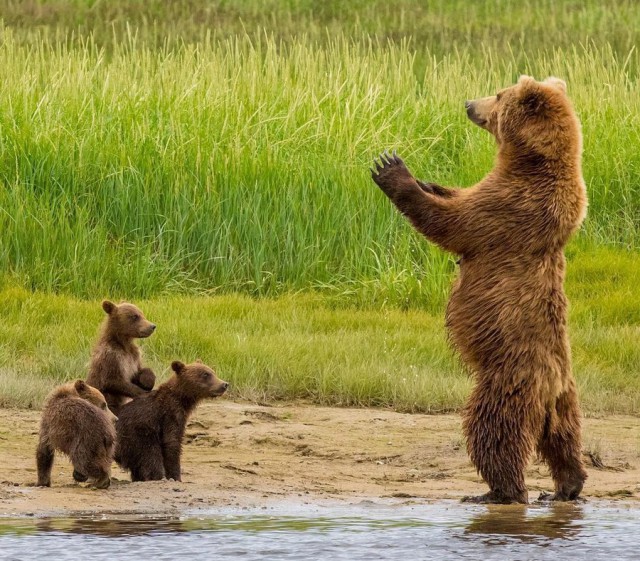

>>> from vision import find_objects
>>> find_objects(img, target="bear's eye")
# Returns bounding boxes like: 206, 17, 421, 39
101, 402, 107, 410
130, 314, 140, 322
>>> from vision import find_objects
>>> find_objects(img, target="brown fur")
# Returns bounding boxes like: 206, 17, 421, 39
371, 75, 588, 504
36, 380, 117, 489
115, 360, 228, 482
86, 300, 157, 417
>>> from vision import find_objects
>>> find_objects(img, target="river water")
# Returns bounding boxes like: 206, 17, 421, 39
0, 501, 637, 560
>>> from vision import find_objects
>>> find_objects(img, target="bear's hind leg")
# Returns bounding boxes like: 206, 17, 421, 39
462, 379, 545, 504
129, 446, 165, 482
537, 382, 587, 501
72, 435, 113, 489
36, 439, 54, 487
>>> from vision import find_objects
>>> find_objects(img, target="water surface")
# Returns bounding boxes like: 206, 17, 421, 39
1, 501, 637, 560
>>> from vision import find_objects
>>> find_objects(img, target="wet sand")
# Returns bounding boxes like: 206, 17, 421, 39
1, 401, 639, 516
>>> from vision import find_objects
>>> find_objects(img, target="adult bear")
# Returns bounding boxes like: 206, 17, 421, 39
371, 75, 588, 504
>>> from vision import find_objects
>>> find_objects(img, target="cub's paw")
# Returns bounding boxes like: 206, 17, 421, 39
370, 150, 414, 195
92, 476, 111, 490
73, 469, 88, 483
135, 368, 156, 391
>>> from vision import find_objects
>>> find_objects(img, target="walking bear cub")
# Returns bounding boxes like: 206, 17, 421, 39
87, 300, 157, 417
115, 360, 229, 482
371, 75, 588, 503
36, 380, 117, 489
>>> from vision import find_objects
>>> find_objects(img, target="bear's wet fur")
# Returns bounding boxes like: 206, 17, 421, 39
86, 300, 157, 417
371, 75, 588, 504
115, 360, 228, 482
36, 380, 117, 489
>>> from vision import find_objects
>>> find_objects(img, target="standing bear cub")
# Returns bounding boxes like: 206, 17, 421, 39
86, 300, 157, 417
36, 380, 117, 489
115, 360, 228, 482
371, 75, 588, 504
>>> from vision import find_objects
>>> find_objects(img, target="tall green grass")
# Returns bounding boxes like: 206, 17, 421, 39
0, 32, 639, 305
3, 0, 640, 57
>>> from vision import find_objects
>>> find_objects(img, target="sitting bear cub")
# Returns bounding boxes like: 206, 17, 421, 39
115, 360, 228, 482
87, 300, 157, 417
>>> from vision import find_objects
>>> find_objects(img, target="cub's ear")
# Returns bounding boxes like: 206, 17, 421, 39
171, 361, 186, 375
74, 380, 88, 394
102, 300, 116, 315
544, 76, 567, 93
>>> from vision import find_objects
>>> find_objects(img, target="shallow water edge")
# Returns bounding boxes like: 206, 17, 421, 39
1, 500, 638, 561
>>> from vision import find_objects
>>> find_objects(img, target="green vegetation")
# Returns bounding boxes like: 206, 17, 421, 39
1, 243, 639, 413
0, 1, 638, 413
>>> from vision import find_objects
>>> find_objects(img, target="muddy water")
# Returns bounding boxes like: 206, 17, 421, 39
0, 501, 637, 560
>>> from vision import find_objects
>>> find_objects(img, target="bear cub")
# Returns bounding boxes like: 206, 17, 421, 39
36, 380, 117, 489
86, 300, 157, 417
115, 360, 228, 482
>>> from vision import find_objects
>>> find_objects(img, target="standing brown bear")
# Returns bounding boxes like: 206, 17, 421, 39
86, 300, 157, 417
371, 75, 588, 504
115, 360, 228, 482
36, 380, 117, 489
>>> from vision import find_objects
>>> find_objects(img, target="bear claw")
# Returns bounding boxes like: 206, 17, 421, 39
462, 491, 528, 504
372, 150, 404, 173
536, 491, 586, 503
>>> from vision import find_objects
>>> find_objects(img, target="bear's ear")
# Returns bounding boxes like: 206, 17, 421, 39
518, 74, 536, 86
171, 361, 186, 375
102, 300, 116, 315
519, 81, 548, 116
543, 76, 567, 93
74, 380, 88, 394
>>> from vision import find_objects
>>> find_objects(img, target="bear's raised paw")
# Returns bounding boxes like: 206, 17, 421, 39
370, 150, 414, 195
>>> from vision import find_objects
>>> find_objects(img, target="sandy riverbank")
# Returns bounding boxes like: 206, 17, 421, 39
1, 401, 638, 516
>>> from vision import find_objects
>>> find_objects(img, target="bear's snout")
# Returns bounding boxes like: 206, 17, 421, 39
465, 100, 477, 120
465, 100, 489, 129
211, 381, 229, 397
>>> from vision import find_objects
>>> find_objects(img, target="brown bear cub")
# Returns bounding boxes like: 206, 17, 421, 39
36, 380, 117, 489
371, 75, 587, 504
86, 300, 157, 417
115, 360, 228, 482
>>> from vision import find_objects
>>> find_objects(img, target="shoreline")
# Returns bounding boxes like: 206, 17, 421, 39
1, 401, 639, 517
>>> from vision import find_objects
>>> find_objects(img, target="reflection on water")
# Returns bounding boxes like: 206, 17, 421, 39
0, 501, 637, 560
464, 502, 585, 543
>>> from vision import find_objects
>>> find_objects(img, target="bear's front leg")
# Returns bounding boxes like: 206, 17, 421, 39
370, 151, 466, 255
162, 425, 183, 482
162, 444, 182, 482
